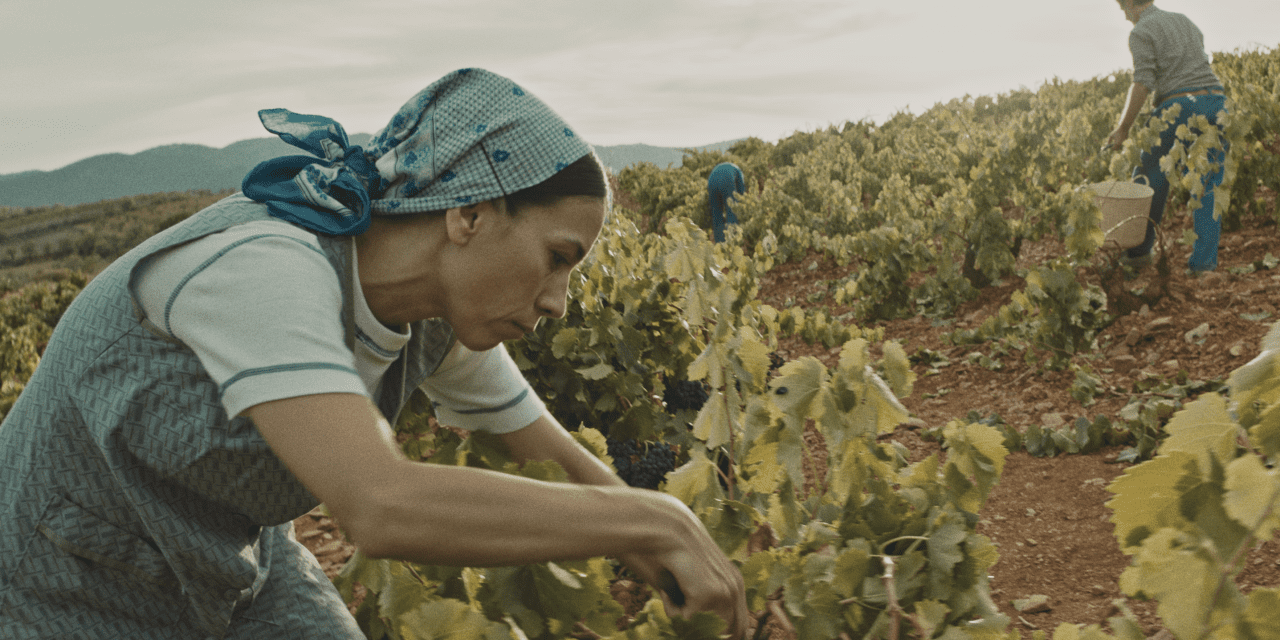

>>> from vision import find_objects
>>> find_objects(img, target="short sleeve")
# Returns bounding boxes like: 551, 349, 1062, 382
1129, 28, 1158, 92
419, 343, 546, 434
134, 222, 368, 417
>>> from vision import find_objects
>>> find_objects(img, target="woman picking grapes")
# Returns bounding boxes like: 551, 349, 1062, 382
0, 69, 746, 640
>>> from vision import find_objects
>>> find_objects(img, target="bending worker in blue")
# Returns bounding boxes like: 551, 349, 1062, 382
707, 162, 745, 243
1106, 0, 1228, 273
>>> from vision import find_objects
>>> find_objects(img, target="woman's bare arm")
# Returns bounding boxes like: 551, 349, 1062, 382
246, 393, 746, 638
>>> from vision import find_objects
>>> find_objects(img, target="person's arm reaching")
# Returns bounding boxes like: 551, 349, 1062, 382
1107, 82, 1150, 150
246, 395, 748, 639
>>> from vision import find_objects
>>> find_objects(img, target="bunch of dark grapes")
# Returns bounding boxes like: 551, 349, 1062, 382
663, 379, 709, 413
607, 439, 678, 490
768, 351, 785, 373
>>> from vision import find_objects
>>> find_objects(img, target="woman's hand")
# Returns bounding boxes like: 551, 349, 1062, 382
1105, 127, 1129, 151
618, 494, 749, 640
499, 418, 748, 638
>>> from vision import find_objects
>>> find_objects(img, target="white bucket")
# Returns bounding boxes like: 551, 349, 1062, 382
1087, 177, 1153, 249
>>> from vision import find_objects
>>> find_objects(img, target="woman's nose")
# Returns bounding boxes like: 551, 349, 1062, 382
536, 274, 569, 319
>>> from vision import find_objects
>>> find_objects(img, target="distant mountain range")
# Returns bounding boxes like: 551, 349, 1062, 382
0, 136, 741, 208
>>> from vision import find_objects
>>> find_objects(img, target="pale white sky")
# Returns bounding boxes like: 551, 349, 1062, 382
1, 0, 1275, 175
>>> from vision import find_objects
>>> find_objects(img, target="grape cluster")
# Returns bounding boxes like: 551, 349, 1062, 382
607, 439, 678, 490
663, 379, 708, 413
768, 351, 785, 373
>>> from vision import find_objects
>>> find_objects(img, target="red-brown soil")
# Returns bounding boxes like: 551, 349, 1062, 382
297, 204, 1280, 638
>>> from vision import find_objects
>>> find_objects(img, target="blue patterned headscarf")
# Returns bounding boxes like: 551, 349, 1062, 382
242, 68, 594, 236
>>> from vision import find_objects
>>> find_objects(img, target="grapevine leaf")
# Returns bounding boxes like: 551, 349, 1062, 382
776, 412, 809, 491
570, 427, 611, 465
831, 541, 871, 599
1263, 323, 1280, 352
663, 230, 706, 282
741, 441, 784, 495
739, 549, 783, 611
1245, 587, 1280, 637
379, 562, 437, 624
1223, 454, 1280, 541
741, 395, 782, 448
544, 562, 583, 589
927, 514, 968, 594
398, 599, 511, 640
730, 331, 772, 391
1160, 393, 1239, 470
941, 422, 1008, 512
767, 482, 804, 545
686, 341, 721, 386
704, 499, 761, 560
550, 328, 580, 359
770, 357, 830, 420
1251, 402, 1280, 459
880, 340, 916, 398
1121, 528, 1218, 640
683, 281, 708, 328
691, 391, 731, 450
824, 438, 864, 506
663, 448, 723, 510
574, 363, 615, 381
1106, 452, 1198, 550
1229, 348, 1280, 427
506, 459, 570, 483
854, 369, 912, 435
837, 338, 869, 374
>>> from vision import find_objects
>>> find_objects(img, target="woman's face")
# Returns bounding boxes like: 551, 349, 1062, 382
445, 195, 605, 351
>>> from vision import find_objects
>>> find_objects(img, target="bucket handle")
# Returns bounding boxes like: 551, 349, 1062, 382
1099, 174, 1150, 198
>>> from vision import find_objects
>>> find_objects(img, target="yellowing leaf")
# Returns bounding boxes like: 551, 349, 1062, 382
837, 338, 869, 374
770, 357, 830, 420
663, 449, 721, 508
1106, 452, 1197, 550
733, 332, 772, 390
741, 441, 784, 494
692, 391, 731, 450
1245, 588, 1280, 637
1124, 528, 1217, 640
1224, 454, 1280, 540
1160, 393, 1239, 470
860, 369, 911, 434
573, 363, 614, 381
880, 340, 916, 398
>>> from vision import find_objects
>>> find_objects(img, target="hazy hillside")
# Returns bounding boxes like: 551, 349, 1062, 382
0, 137, 740, 208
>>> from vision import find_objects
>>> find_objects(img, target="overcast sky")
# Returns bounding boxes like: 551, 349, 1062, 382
1, 0, 1276, 175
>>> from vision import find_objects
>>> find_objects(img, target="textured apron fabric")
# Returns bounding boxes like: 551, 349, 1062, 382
0, 193, 454, 639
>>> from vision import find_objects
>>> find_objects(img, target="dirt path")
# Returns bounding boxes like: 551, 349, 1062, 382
759, 208, 1280, 636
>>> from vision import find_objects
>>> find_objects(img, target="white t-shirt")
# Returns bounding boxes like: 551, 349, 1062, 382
133, 219, 543, 434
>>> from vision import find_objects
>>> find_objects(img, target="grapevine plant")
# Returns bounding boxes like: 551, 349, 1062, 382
335, 217, 1018, 639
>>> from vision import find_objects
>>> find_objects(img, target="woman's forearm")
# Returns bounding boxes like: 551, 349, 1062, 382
1117, 82, 1150, 134
351, 459, 687, 566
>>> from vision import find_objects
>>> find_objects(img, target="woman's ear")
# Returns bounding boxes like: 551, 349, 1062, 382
444, 204, 481, 245
444, 199, 508, 246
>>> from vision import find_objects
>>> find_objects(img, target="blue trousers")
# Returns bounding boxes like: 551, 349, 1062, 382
710, 197, 739, 243
1128, 94, 1228, 271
